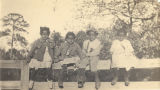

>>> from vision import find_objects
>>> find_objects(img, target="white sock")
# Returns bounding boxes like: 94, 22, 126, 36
29, 80, 34, 88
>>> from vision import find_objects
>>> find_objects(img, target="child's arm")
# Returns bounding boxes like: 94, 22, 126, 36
124, 40, 134, 54
76, 43, 86, 60
26, 40, 38, 63
110, 40, 118, 54
82, 40, 88, 54
86, 45, 102, 56
48, 41, 55, 63
54, 43, 66, 62
53, 46, 62, 63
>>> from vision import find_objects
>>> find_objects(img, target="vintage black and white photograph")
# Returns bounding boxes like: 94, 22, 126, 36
0, 0, 160, 90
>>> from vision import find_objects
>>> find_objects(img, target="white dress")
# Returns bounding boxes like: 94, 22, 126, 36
110, 39, 138, 71
29, 47, 52, 69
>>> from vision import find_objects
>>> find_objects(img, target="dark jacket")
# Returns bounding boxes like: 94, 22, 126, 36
54, 42, 85, 62
27, 38, 54, 62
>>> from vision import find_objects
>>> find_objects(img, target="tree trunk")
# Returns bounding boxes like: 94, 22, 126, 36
130, 17, 132, 29
10, 24, 15, 60
130, 17, 133, 32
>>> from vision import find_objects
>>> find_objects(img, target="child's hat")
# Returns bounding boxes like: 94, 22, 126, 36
86, 28, 98, 36
40, 26, 50, 35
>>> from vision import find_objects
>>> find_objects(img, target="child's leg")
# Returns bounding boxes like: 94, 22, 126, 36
58, 64, 67, 88
40, 60, 53, 88
43, 68, 52, 81
90, 56, 100, 89
94, 71, 100, 89
121, 68, 130, 86
28, 59, 41, 90
29, 68, 35, 81
77, 68, 86, 87
111, 68, 119, 85
76, 57, 89, 88
29, 68, 40, 90
29, 68, 35, 89
44, 68, 53, 89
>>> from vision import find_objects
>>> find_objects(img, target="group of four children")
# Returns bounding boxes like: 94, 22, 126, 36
27, 26, 136, 89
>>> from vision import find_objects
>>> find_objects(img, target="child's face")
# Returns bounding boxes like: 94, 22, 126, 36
66, 35, 74, 44
118, 32, 125, 41
41, 31, 49, 40
88, 32, 97, 41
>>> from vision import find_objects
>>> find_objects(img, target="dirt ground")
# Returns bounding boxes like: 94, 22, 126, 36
32, 82, 160, 90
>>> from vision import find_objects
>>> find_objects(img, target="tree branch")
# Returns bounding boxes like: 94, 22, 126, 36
105, 7, 156, 21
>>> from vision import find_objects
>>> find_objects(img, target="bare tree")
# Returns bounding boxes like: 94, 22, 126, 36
105, 0, 158, 31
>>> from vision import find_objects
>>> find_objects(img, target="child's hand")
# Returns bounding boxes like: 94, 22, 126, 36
66, 55, 72, 58
86, 53, 91, 57
89, 48, 93, 52
24, 60, 29, 65
59, 56, 64, 61
54, 58, 60, 63
82, 49, 87, 54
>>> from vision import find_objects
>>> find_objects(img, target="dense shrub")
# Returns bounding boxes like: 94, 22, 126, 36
0, 48, 28, 60
75, 31, 88, 48
129, 27, 160, 59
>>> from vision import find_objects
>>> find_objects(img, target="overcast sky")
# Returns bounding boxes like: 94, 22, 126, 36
1, 0, 64, 43
0, 0, 115, 44
1, 0, 158, 50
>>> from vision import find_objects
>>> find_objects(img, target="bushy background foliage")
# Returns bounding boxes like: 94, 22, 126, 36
97, 19, 160, 60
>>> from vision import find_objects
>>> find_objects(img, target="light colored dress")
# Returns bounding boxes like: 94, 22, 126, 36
83, 39, 102, 56
110, 39, 138, 71
78, 39, 102, 72
29, 47, 52, 69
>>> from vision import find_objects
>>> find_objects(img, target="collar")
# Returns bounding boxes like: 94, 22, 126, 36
65, 41, 75, 46
89, 39, 97, 43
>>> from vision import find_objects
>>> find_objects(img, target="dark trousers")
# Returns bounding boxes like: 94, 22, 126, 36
77, 68, 100, 83
58, 63, 78, 85
112, 68, 129, 81
77, 68, 86, 83
29, 68, 52, 81
58, 65, 68, 85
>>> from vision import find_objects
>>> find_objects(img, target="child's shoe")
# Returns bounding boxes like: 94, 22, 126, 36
95, 81, 101, 89
78, 81, 84, 88
125, 80, 130, 86
111, 77, 118, 86
58, 82, 64, 88
29, 80, 34, 90
47, 80, 53, 89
